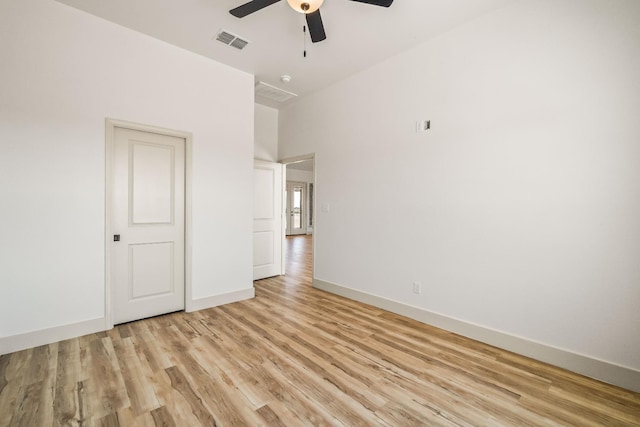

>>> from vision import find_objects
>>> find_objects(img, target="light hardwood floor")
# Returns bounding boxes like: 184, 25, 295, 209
1, 235, 639, 426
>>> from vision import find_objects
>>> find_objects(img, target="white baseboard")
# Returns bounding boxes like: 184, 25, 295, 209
313, 278, 640, 393
187, 287, 255, 312
0, 289, 255, 356
0, 317, 105, 355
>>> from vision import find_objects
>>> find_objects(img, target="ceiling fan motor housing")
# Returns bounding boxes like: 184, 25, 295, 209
287, 0, 324, 14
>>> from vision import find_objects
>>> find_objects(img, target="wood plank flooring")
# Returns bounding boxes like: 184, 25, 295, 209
1, 235, 639, 425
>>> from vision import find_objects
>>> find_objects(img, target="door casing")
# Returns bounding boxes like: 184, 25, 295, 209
105, 118, 193, 330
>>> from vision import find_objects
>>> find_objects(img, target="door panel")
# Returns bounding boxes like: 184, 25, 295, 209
112, 127, 185, 324
253, 160, 283, 280
131, 143, 174, 224
253, 231, 274, 266
129, 242, 174, 298
254, 168, 275, 219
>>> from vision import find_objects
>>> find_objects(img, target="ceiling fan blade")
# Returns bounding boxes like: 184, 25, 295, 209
306, 10, 326, 43
348, 0, 393, 7
230, 0, 281, 18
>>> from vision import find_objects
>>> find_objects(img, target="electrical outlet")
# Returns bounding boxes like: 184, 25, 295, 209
412, 281, 421, 294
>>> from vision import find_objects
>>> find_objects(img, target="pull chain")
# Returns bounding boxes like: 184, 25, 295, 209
303, 25, 307, 58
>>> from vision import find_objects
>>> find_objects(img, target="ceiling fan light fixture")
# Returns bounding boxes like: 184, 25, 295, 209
287, 0, 324, 14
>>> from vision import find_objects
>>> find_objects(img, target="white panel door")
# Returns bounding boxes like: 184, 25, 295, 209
253, 160, 283, 280
112, 127, 185, 324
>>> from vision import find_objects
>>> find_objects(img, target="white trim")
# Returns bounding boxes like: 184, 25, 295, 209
279, 154, 315, 165
0, 318, 105, 355
313, 278, 640, 393
281, 165, 287, 275
187, 288, 255, 312
105, 118, 193, 329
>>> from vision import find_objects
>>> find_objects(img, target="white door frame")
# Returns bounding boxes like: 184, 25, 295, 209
105, 118, 192, 330
280, 154, 316, 278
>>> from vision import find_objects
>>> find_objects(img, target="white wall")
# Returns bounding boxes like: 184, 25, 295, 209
0, 0, 254, 349
279, 0, 640, 388
254, 103, 278, 161
286, 169, 314, 185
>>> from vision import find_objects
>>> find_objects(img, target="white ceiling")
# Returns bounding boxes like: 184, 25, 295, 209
55, 0, 512, 108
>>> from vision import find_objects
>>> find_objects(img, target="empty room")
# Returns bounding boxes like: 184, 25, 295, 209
1, 0, 639, 425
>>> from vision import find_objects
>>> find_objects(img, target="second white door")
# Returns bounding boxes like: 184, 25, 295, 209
286, 181, 306, 236
253, 160, 284, 280
111, 126, 185, 324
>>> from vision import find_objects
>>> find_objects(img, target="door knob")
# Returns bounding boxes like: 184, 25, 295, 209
114, 234, 120, 242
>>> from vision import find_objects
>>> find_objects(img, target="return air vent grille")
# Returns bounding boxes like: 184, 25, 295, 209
230, 38, 249, 50
215, 30, 249, 50
255, 81, 298, 103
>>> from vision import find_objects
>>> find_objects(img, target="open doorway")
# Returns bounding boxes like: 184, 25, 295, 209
282, 156, 315, 283
286, 181, 308, 236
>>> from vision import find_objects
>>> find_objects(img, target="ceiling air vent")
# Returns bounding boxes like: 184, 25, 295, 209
255, 81, 298, 103
215, 29, 249, 50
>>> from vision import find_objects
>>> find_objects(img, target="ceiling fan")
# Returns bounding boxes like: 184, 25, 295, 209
229, 0, 393, 43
